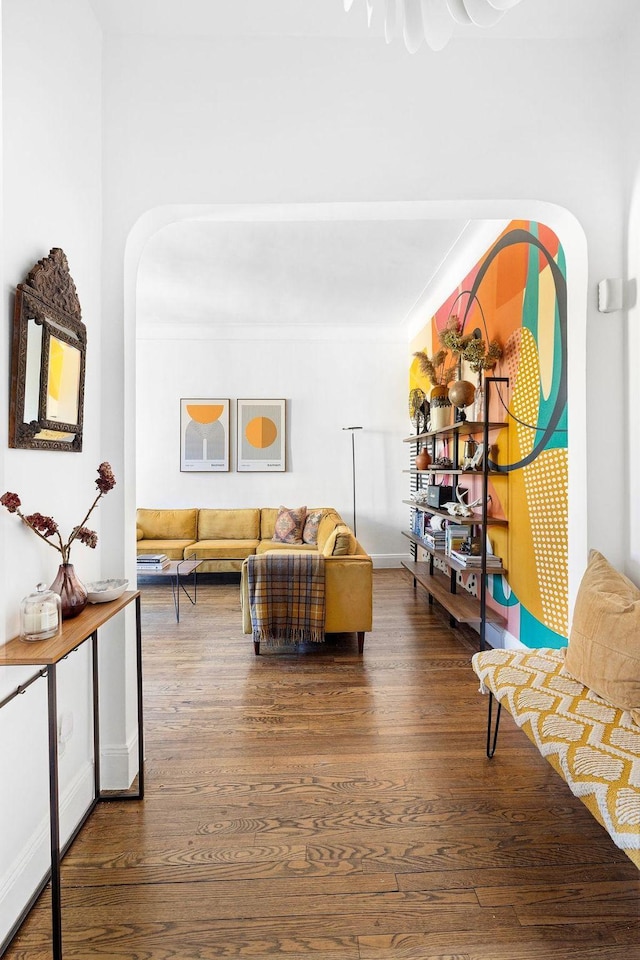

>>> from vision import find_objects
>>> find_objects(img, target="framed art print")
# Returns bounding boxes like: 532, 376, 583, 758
237, 399, 286, 472
180, 398, 230, 471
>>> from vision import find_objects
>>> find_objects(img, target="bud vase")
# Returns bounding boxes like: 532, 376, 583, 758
50, 563, 88, 620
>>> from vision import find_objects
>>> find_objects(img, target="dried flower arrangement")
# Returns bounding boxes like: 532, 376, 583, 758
414, 313, 503, 388
412, 347, 458, 388
438, 315, 473, 356
1, 463, 116, 564
462, 335, 503, 374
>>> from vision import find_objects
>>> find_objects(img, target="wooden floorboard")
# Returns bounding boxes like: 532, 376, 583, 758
5, 569, 639, 959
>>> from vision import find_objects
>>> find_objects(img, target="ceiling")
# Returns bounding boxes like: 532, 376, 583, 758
138, 218, 469, 334
89, 0, 637, 41
107, 1, 633, 336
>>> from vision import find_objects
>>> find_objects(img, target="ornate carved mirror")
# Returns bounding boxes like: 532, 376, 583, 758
9, 248, 86, 451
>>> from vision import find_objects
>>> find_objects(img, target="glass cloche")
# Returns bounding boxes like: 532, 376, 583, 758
20, 583, 61, 642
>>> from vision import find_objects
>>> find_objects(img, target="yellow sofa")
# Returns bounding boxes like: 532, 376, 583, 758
136, 507, 373, 649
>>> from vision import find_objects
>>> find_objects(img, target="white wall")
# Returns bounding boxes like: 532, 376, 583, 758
624, 19, 640, 583
0, 0, 102, 944
136, 329, 407, 563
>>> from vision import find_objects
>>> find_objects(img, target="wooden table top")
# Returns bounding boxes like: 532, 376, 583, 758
0, 590, 140, 666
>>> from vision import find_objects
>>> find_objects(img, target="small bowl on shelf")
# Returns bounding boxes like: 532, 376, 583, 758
85, 579, 129, 603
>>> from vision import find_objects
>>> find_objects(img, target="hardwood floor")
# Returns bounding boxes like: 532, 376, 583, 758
6, 569, 640, 959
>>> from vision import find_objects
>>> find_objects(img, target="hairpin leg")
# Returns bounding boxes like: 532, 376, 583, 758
486, 690, 501, 759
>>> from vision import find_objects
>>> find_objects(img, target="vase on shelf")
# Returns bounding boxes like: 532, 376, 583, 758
448, 378, 476, 423
50, 562, 88, 620
429, 385, 453, 431
415, 447, 432, 471
473, 376, 485, 423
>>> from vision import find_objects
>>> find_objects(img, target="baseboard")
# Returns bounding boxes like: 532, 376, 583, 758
99, 732, 140, 790
0, 760, 94, 949
371, 554, 405, 569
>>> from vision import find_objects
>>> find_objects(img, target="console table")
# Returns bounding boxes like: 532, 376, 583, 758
0, 590, 144, 960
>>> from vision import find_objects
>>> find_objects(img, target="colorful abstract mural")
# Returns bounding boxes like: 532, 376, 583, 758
409, 221, 568, 649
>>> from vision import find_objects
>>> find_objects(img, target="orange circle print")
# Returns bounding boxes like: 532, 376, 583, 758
245, 416, 277, 449
186, 404, 224, 424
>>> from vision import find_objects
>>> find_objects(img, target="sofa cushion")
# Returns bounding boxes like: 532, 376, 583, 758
137, 539, 195, 560
189, 539, 259, 560
257, 540, 317, 554
272, 505, 307, 544
564, 549, 640, 726
198, 508, 260, 540
302, 510, 324, 545
322, 523, 358, 557
315, 511, 343, 553
260, 508, 279, 541
137, 508, 197, 541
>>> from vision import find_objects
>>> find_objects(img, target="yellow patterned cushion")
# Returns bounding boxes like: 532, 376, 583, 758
472, 647, 640, 868
565, 550, 640, 726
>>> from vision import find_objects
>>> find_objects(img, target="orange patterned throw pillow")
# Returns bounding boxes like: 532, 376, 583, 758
272, 505, 307, 544
302, 510, 324, 545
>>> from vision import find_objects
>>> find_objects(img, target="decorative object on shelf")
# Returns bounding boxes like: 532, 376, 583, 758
432, 455, 453, 469
468, 442, 486, 470
429, 392, 453, 430
462, 437, 478, 470
443, 488, 491, 518
448, 377, 476, 420
472, 380, 485, 422
50, 563, 88, 620
415, 447, 432, 471
412, 348, 457, 396
408, 388, 428, 436
0, 462, 117, 620
20, 583, 61, 642
462, 332, 503, 375
85, 578, 129, 604
343, 0, 525, 54
9, 248, 86, 452
426, 484, 455, 508
463, 331, 502, 422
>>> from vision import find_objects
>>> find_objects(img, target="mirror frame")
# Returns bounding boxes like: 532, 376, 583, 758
9, 248, 86, 452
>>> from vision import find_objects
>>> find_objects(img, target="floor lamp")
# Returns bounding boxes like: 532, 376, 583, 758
342, 426, 362, 537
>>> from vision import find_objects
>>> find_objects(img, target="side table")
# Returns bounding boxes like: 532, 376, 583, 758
0, 590, 144, 960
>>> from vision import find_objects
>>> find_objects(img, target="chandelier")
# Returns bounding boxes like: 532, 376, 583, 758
344, 0, 525, 53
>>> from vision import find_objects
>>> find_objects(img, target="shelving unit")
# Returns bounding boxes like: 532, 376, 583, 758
401, 378, 509, 649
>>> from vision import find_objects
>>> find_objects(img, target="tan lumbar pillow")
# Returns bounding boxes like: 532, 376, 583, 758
322, 523, 357, 557
564, 549, 640, 725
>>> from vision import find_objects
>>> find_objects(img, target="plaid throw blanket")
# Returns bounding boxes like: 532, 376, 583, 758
245, 553, 326, 645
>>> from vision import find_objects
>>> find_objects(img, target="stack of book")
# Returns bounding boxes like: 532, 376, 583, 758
423, 527, 446, 550
445, 524, 469, 556
449, 549, 502, 570
136, 553, 170, 571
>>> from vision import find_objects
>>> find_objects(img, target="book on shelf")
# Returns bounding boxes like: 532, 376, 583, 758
423, 533, 446, 550
449, 549, 502, 568
137, 553, 168, 563
445, 524, 468, 556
